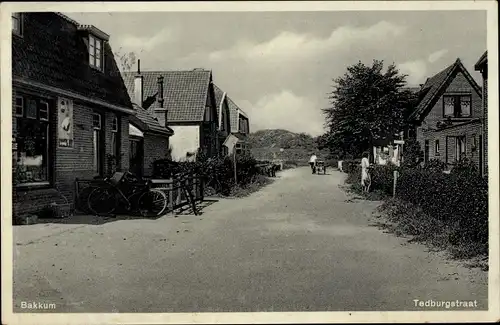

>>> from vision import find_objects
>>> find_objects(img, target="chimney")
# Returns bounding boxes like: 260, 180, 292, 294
157, 75, 164, 108
134, 59, 143, 107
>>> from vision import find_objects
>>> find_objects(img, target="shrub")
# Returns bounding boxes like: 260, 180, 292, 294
401, 138, 423, 169
152, 153, 261, 197
342, 159, 361, 174
344, 156, 488, 249
423, 158, 447, 172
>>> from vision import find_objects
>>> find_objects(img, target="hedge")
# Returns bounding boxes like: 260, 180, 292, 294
344, 159, 488, 246
152, 153, 263, 196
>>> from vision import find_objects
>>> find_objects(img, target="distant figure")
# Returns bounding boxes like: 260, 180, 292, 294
338, 160, 343, 172
361, 152, 371, 192
309, 153, 318, 174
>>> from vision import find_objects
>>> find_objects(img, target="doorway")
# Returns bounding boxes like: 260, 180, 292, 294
129, 137, 144, 177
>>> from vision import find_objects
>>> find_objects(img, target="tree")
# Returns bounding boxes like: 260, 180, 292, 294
114, 48, 137, 72
322, 60, 413, 159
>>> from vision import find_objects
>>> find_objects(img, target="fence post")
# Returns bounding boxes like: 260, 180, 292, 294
393, 170, 399, 197
168, 178, 174, 216
176, 176, 182, 206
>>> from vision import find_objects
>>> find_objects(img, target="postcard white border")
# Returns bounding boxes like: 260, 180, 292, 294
1, 1, 499, 324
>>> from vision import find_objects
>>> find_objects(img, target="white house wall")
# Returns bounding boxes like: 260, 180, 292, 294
169, 125, 200, 161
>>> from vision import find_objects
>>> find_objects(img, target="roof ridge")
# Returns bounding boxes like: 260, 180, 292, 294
55, 12, 80, 27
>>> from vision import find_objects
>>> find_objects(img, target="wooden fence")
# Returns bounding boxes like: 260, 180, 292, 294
75, 173, 204, 215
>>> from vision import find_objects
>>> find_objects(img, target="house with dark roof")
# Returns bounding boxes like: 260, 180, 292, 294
226, 96, 250, 155
475, 51, 488, 177
213, 84, 232, 156
128, 102, 174, 177
406, 58, 483, 171
12, 12, 136, 216
122, 67, 219, 161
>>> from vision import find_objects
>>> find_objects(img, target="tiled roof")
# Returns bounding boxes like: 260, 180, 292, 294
12, 12, 132, 109
474, 51, 488, 70
130, 104, 173, 136
122, 70, 212, 123
409, 58, 482, 121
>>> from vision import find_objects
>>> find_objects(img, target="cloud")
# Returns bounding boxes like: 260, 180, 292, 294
398, 48, 449, 85
238, 91, 326, 136
208, 21, 406, 63
428, 49, 448, 63
398, 60, 428, 85
116, 28, 174, 52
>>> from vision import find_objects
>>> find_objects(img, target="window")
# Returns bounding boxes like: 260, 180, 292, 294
455, 136, 466, 161
14, 96, 23, 116
14, 95, 51, 185
39, 101, 49, 121
89, 34, 103, 70
443, 95, 472, 118
92, 112, 103, 175
12, 13, 23, 36
435, 139, 440, 155
471, 134, 477, 152
110, 115, 120, 163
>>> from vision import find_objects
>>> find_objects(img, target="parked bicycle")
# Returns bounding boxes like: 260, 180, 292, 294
87, 171, 168, 217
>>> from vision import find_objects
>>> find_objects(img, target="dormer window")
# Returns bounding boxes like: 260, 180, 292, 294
12, 12, 23, 36
89, 34, 103, 70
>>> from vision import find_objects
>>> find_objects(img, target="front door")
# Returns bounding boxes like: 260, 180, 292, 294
129, 138, 144, 177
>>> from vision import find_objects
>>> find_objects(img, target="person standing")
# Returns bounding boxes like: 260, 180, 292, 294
361, 152, 371, 192
309, 153, 318, 174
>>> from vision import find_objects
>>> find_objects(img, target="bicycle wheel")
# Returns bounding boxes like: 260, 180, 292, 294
137, 189, 168, 217
87, 186, 118, 216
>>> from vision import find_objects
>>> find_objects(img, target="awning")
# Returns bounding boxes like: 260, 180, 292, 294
129, 123, 144, 138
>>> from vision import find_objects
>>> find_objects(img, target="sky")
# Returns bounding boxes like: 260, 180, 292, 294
65, 11, 486, 137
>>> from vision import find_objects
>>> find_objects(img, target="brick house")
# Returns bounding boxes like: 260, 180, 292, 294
12, 12, 135, 216
213, 84, 232, 156
227, 97, 250, 155
407, 58, 483, 171
475, 51, 488, 177
122, 68, 219, 161
128, 103, 174, 177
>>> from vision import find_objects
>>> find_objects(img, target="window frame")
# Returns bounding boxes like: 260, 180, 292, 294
14, 96, 24, 117
88, 34, 104, 71
12, 12, 23, 37
39, 100, 49, 121
14, 95, 52, 187
92, 112, 105, 176
455, 135, 466, 161
442, 94, 472, 118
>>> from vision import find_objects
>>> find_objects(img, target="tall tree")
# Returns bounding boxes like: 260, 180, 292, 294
322, 60, 413, 159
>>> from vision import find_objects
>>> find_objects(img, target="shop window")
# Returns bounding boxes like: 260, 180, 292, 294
14, 95, 51, 186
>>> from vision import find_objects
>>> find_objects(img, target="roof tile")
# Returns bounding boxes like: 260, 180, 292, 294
122, 70, 212, 123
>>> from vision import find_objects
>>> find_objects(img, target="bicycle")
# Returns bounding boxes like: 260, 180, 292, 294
87, 171, 168, 217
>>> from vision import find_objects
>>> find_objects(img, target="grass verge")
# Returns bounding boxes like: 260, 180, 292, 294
342, 173, 488, 271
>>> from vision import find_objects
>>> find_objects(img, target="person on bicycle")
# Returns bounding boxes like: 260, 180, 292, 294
309, 153, 318, 174
361, 152, 371, 192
